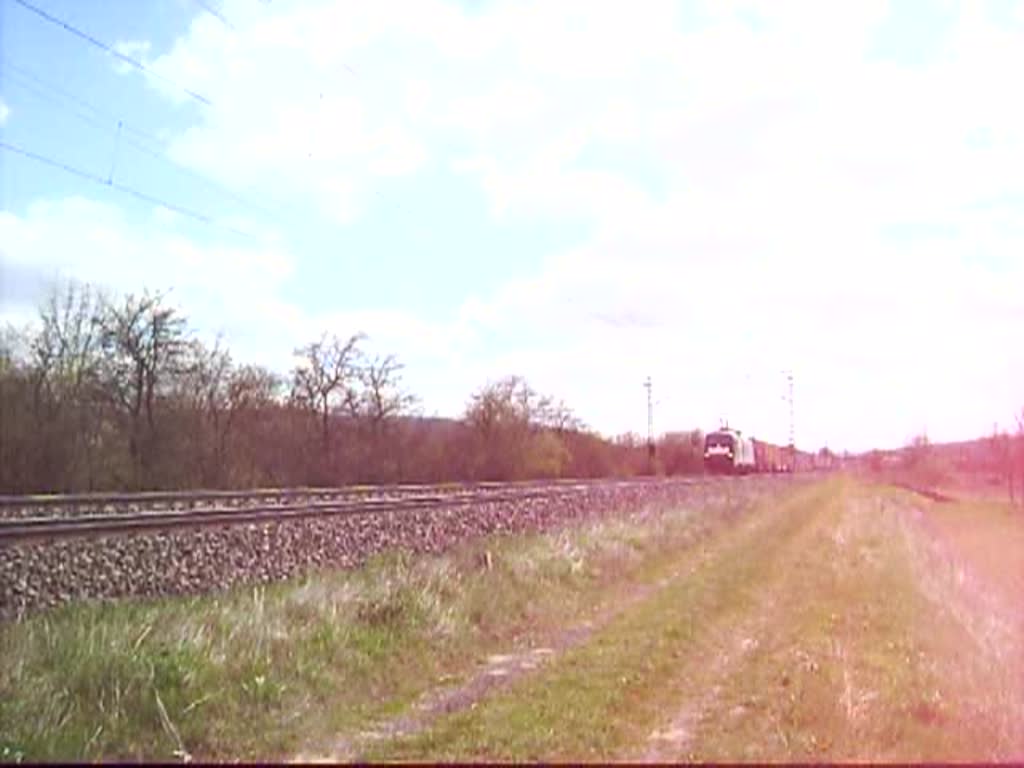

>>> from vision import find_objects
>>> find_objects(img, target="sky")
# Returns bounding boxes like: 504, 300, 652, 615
1, 0, 1023, 454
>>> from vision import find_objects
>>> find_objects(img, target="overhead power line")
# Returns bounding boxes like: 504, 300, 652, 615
3, 62, 159, 151
0, 139, 254, 239
192, 0, 235, 30
1, 57, 277, 219
5, 58, 123, 129
10, 0, 213, 107
2, 57, 163, 149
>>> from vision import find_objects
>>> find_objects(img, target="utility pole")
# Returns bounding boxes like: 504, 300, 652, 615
644, 376, 655, 473
782, 370, 794, 470
787, 371, 794, 449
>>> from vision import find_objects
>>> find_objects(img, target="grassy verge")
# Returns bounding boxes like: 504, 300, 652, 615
905, 492, 1023, 605
365, 479, 835, 761
683, 482, 1020, 761
367, 477, 1023, 762
0, 483, 772, 762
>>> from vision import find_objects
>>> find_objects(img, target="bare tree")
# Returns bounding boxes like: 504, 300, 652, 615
349, 353, 416, 481
4, 282, 731, 491
221, 363, 282, 486
464, 376, 533, 479
28, 282, 106, 489
32, 282, 104, 392
659, 430, 704, 475
98, 290, 188, 488
463, 376, 573, 480
989, 424, 1014, 504
533, 396, 582, 434
903, 432, 950, 488
0, 324, 35, 492
360, 354, 416, 428
291, 332, 364, 450
229, 364, 282, 415
1017, 410, 1024, 507
211, 363, 284, 486
178, 338, 235, 485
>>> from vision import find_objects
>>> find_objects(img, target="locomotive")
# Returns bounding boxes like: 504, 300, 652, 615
703, 428, 799, 474
704, 428, 755, 474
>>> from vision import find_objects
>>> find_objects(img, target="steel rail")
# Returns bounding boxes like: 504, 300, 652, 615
0, 476, 672, 517
0, 478, 699, 546
0, 485, 469, 508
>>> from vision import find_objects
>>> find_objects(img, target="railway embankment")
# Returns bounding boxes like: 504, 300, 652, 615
0, 477, 790, 620
0, 475, 790, 762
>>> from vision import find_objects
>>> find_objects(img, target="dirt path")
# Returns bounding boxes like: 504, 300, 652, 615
637, 482, 836, 762
640, 598, 776, 760
348, 479, 831, 762
294, 483, 793, 763
294, 560, 701, 762
636, 482, 1024, 762
297, 479, 1024, 762
293, 511, 755, 764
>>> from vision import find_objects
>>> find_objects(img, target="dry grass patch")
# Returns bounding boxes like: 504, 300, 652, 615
0, 485, 776, 762
364, 480, 830, 762
683, 483, 1023, 762
361, 478, 1024, 763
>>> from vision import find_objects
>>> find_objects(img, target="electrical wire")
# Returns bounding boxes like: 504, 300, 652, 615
9, 0, 213, 107
192, 0, 235, 30
1, 139, 256, 239
2, 56, 164, 150
1, 57, 278, 219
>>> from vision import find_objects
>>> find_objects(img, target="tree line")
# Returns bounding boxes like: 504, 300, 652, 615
0, 282, 705, 494
865, 422, 1024, 507
987, 417, 1024, 505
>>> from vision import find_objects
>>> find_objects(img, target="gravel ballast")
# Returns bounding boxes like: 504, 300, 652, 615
0, 477, 791, 621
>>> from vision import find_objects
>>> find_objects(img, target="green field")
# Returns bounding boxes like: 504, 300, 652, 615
2, 477, 1021, 762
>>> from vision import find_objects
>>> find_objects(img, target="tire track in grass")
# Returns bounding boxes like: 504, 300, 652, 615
663, 482, 1022, 762
296, 535, 722, 762
293, 482, 793, 763
662, 483, 881, 761
638, 479, 840, 761
360, 480, 835, 762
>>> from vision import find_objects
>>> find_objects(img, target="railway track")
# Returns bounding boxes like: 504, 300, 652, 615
0, 474, 791, 619
0, 477, 719, 546
0, 477, 692, 520
0, 479, 616, 519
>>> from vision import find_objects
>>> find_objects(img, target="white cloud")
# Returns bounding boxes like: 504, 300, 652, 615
138, 0, 1024, 229
460, 227, 1024, 449
0, 99, 9, 126
0, 197, 297, 365
10, 0, 1023, 451
399, 0, 1024, 449
139, 1, 447, 223
110, 39, 153, 75
0, 197, 474, 409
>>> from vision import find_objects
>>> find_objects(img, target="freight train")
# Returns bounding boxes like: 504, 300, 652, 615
703, 427, 826, 474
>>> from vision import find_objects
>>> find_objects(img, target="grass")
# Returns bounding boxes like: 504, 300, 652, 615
907, 492, 1024, 605
0, 482, 772, 762
11, 476, 1008, 762
684, 483, 1016, 761
367, 477, 1023, 762
366, 479, 834, 761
